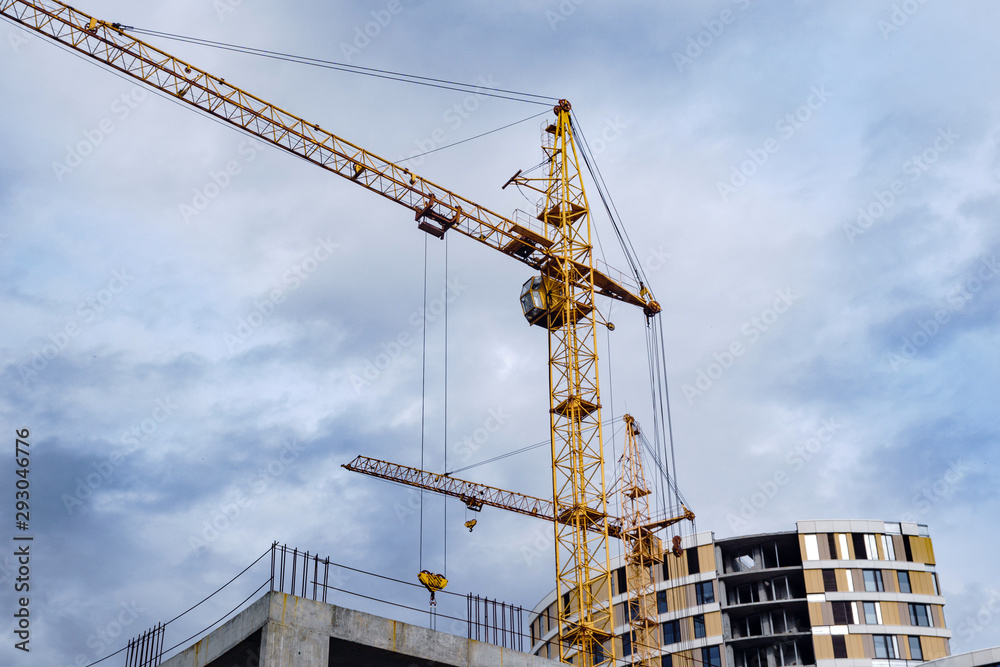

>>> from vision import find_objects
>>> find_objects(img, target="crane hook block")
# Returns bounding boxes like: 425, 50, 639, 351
464, 519, 478, 532
419, 570, 448, 606
672, 535, 684, 558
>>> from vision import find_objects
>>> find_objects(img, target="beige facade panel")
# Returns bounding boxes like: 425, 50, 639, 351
913, 571, 936, 596
706, 611, 723, 637
882, 568, 897, 593
804, 569, 824, 593
846, 634, 867, 659
836, 568, 852, 592
932, 604, 946, 628
698, 544, 717, 573
924, 636, 950, 660
808, 601, 825, 626
882, 600, 902, 626
814, 635, 834, 661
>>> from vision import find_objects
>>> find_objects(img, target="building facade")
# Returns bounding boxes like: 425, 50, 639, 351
528, 520, 950, 667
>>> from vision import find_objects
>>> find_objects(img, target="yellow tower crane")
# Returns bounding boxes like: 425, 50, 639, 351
1, 3, 672, 664
342, 413, 695, 665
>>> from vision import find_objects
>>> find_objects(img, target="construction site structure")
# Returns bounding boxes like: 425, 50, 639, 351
1, 3, 676, 665
344, 414, 695, 666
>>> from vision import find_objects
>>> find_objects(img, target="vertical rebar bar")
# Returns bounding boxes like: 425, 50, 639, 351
323, 558, 330, 603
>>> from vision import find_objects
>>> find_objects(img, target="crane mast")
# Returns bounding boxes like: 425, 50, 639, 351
538, 105, 614, 667
1, 3, 671, 666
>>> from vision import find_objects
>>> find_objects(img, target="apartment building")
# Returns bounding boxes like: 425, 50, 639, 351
527, 520, 950, 667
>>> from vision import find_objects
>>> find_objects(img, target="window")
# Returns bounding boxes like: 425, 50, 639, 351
828, 533, 839, 559
909, 603, 932, 627
822, 569, 838, 592
863, 601, 882, 625
738, 614, 763, 638
873, 635, 898, 659
562, 591, 571, 612
696, 581, 715, 605
622, 630, 633, 657
662, 654, 673, 667
594, 642, 605, 665
881, 534, 896, 560
740, 647, 767, 667
863, 569, 884, 592
832, 635, 848, 659
932, 572, 941, 595
908, 636, 923, 660
657, 589, 669, 614
772, 609, 788, 634
838, 534, 850, 560
852, 533, 867, 559
627, 600, 640, 623
898, 571, 911, 594
865, 534, 879, 559
831, 601, 851, 626
702, 645, 722, 667
778, 641, 801, 666
616, 567, 628, 595
688, 547, 701, 574
662, 620, 680, 645
769, 576, 791, 601
903, 536, 914, 561
735, 583, 760, 604
845, 569, 854, 592
804, 534, 820, 560
694, 614, 706, 639
763, 542, 780, 568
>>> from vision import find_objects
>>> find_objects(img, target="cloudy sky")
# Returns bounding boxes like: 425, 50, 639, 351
1, 1, 998, 665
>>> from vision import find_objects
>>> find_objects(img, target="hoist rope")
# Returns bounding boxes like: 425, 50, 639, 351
443, 233, 449, 578
419, 235, 428, 571
126, 27, 559, 105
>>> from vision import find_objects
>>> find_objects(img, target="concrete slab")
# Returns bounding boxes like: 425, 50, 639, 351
160, 591, 563, 667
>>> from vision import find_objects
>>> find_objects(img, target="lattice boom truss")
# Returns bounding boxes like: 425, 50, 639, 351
0, 0, 653, 313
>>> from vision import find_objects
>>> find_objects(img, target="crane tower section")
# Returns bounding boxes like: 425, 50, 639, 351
512, 102, 616, 667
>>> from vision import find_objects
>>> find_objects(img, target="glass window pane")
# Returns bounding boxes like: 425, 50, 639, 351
694, 614, 706, 638
898, 571, 911, 594
908, 636, 923, 660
